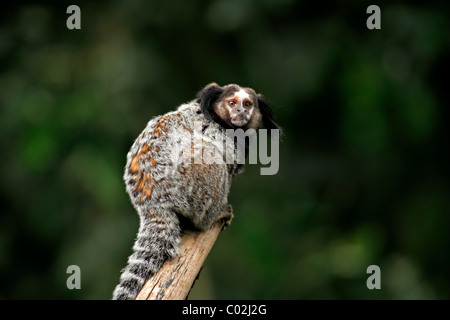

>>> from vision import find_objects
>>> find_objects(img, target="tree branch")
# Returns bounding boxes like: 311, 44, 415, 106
135, 221, 224, 300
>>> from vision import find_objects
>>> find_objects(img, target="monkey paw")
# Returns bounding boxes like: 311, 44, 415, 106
218, 204, 234, 230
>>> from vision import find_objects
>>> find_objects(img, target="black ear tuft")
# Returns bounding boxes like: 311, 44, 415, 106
257, 95, 282, 136
196, 83, 224, 119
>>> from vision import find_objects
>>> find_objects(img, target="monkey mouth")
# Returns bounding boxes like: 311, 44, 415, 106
231, 117, 248, 127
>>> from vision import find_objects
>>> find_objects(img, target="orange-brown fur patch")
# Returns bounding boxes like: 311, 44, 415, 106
140, 183, 153, 203
180, 122, 192, 133
130, 144, 152, 173
153, 218, 165, 224
136, 172, 153, 203
129, 143, 155, 203
151, 113, 185, 138
140, 144, 150, 153
134, 172, 146, 193
146, 211, 157, 218
130, 155, 140, 174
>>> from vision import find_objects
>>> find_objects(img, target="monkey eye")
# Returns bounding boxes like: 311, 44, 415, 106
228, 101, 236, 107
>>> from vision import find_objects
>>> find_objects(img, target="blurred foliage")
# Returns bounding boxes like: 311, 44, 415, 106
0, 0, 449, 299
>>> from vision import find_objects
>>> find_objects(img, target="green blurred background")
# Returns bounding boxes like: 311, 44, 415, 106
1, 0, 449, 299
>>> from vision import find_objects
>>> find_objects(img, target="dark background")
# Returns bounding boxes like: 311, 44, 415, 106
0, 0, 449, 299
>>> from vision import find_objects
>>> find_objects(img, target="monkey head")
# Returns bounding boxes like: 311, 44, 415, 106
197, 83, 281, 133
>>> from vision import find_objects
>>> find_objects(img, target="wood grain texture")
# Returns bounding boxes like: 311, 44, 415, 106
135, 221, 224, 300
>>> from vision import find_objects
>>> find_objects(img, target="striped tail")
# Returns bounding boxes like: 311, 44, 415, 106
112, 209, 181, 300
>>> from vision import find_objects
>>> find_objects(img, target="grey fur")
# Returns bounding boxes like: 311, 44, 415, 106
112, 83, 276, 300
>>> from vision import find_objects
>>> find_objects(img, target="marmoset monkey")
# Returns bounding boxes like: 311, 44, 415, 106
112, 83, 281, 300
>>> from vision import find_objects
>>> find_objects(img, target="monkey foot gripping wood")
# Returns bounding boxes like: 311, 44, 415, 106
136, 221, 224, 300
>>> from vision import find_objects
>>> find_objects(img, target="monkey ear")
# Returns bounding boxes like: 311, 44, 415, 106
257, 94, 282, 136
196, 83, 224, 119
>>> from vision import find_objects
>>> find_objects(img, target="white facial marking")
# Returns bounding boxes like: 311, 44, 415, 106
247, 105, 254, 118
233, 89, 250, 101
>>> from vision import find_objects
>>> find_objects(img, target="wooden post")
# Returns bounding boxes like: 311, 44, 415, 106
135, 221, 224, 300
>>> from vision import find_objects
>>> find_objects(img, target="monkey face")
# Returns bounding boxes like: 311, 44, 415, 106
211, 85, 260, 129
224, 89, 256, 127
197, 83, 281, 133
